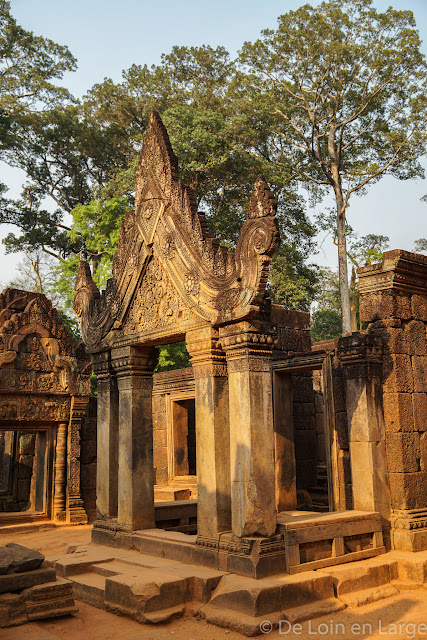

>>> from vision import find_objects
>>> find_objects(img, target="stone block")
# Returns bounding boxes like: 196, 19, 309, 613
335, 412, 349, 449
155, 468, 168, 485
420, 433, 427, 471
80, 463, 97, 486
405, 320, 427, 355
293, 377, 315, 403
17, 456, 33, 479
152, 396, 166, 415
315, 413, 324, 434
360, 291, 412, 323
152, 411, 166, 431
0, 566, 56, 594
412, 356, 427, 392
1, 544, 44, 575
316, 434, 326, 462
382, 354, 413, 393
296, 461, 317, 489
80, 440, 97, 464
372, 326, 408, 355
153, 429, 167, 449
332, 375, 347, 412
389, 471, 427, 509
412, 295, 427, 321
386, 432, 420, 473
383, 393, 414, 432
105, 569, 189, 621
153, 446, 168, 469
413, 394, 427, 432
295, 430, 317, 461
293, 402, 315, 418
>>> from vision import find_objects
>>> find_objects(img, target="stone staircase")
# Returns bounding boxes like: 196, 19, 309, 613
43, 543, 427, 636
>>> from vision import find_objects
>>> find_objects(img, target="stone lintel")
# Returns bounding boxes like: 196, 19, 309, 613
358, 249, 427, 296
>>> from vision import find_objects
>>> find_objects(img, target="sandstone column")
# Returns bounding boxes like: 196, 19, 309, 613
186, 327, 231, 540
53, 422, 67, 521
338, 334, 391, 518
220, 321, 277, 538
92, 352, 119, 523
113, 345, 158, 531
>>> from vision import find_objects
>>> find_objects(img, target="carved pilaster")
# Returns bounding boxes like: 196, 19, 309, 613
53, 422, 67, 521
66, 396, 89, 524
219, 321, 277, 539
186, 327, 231, 539
111, 345, 158, 531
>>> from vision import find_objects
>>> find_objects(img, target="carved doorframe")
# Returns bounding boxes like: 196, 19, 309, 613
0, 423, 56, 519
166, 390, 196, 483
273, 351, 344, 512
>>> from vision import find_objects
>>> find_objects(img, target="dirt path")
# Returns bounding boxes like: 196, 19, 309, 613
0, 525, 426, 640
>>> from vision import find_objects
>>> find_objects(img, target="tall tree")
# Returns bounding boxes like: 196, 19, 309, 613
238, 0, 427, 334
0, 0, 76, 155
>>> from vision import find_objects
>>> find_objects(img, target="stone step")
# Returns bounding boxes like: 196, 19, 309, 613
69, 572, 106, 609
154, 487, 191, 501
318, 557, 399, 606
104, 568, 190, 622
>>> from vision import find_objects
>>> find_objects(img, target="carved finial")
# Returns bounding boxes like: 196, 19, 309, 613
73, 261, 99, 320
247, 177, 278, 219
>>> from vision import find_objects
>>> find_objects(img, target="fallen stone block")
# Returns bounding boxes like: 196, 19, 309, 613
0, 544, 44, 575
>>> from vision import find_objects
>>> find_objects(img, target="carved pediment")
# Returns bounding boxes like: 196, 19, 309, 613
74, 111, 280, 351
0, 289, 91, 397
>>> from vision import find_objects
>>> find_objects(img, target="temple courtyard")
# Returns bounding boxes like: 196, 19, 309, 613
0, 525, 426, 640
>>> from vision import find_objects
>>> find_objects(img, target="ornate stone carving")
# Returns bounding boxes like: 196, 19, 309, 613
74, 110, 280, 351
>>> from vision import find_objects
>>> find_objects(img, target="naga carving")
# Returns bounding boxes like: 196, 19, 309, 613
74, 110, 280, 351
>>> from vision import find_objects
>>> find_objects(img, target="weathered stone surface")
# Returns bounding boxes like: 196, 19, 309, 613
0, 567, 56, 594
413, 394, 427, 432
405, 320, 427, 355
383, 354, 413, 393
0, 578, 77, 627
383, 393, 414, 432
389, 471, 427, 509
0, 544, 44, 575
386, 432, 420, 473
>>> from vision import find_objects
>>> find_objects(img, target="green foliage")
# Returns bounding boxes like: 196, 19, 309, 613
414, 238, 427, 254
156, 342, 190, 372
0, 0, 76, 155
311, 309, 342, 343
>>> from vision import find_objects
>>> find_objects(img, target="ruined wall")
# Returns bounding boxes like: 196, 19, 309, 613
358, 250, 427, 550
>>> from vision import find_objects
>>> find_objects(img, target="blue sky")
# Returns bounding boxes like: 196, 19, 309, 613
1, 0, 427, 282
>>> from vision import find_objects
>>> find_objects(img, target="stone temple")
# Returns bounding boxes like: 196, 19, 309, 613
3, 111, 427, 633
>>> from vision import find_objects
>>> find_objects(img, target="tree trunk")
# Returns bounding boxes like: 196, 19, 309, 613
335, 193, 352, 336
350, 266, 358, 332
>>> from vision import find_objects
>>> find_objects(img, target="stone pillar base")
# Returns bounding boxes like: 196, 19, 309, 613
197, 532, 287, 579
391, 509, 427, 552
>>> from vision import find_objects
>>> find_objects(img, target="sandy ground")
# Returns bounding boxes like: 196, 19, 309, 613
0, 525, 427, 640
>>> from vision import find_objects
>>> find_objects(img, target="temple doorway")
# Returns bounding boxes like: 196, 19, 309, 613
0, 427, 54, 524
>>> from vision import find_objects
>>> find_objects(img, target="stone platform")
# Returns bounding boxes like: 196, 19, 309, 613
91, 508, 385, 578
45, 543, 427, 636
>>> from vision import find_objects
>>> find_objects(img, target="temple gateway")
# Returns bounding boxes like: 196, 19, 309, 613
73, 111, 427, 581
